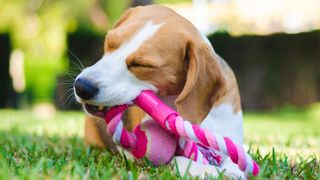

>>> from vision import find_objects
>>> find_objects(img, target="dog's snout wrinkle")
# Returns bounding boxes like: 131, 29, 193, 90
74, 78, 99, 100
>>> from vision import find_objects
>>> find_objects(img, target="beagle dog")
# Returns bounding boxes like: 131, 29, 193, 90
74, 5, 244, 178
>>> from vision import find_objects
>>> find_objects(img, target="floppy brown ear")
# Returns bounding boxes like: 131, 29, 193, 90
113, 8, 134, 28
175, 39, 227, 123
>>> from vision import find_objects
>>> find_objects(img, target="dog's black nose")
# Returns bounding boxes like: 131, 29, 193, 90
74, 78, 98, 100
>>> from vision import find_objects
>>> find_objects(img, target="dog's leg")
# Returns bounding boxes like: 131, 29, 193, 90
84, 116, 118, 151
173, 156, 245, 179
84, 106, 145, 151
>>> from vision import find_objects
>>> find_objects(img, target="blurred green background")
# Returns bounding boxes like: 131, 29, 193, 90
0, 0, 319, 178
1, 0, 319, 111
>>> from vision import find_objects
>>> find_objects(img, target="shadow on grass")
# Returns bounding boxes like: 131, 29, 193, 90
0, 107, 319, 179
0, 129, 176, 179
0, 129, 319, 179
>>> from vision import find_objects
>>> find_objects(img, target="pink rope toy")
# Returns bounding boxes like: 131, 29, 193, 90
104, 90, 260, 176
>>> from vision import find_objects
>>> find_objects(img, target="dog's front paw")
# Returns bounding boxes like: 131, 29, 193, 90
172, 156, 246, 179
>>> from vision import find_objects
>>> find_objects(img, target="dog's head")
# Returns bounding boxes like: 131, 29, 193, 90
74, 5, 227, 122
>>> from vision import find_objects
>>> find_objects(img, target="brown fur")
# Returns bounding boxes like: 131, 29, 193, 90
84, 116, 108, 148
85, 5, 241, 148
84, 106, 145, 151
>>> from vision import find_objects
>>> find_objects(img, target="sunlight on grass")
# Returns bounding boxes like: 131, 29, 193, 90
244, 104, 320, 160
0, 105, 319, 179
0, 110, 84, 137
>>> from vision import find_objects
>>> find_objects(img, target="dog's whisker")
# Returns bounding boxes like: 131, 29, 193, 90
65, 71, 79, 77
63, 92, 75, 106
61, 92, 74, 104
65, 72, 76, 81
56, 82, 73, 86
67, 70, 80, 76
67, 95, 76, 106
67, 49, 84, 71
56, 84, 73, 88
69, 59, 83, 72
61, 88, 74, 100
66, 71, 77, 77
69, 49, 84, 70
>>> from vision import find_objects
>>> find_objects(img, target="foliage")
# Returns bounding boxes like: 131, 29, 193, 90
0, 0, 193, 104
0, 0, 128, 104
208, 31, 320, 110
0, 105, 319, 179
0, 0, 78, 103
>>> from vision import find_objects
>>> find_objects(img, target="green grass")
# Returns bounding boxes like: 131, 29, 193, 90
0, 105, 319, 179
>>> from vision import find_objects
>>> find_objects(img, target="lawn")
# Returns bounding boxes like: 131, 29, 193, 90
0, 105, 319, 179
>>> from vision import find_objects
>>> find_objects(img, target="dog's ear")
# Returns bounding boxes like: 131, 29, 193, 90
175, 38, 227, 123
113, 8, 134, 28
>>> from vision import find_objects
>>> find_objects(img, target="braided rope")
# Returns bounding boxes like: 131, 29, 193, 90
160, 114, 259, 175
104, 105, 213, 164
134, 91, 259, 176
104, 105, 136, 150
104, 91, 259, 176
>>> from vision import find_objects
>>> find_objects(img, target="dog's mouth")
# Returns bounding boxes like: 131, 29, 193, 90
83, 102, 132, 118
84, 103, 111, 118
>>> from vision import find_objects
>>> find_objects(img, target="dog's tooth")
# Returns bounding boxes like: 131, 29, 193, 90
98, 106, 104, 111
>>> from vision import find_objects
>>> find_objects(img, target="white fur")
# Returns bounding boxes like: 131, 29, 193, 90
76, 21, 245, 179
174, 31, 245, 178
75, 21, 162, 106
174, 103, 245, 178
201, 103, 243, 145
198, 31, 243, 144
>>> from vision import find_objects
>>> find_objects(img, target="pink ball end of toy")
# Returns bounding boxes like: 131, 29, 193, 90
133, 120, 177, 166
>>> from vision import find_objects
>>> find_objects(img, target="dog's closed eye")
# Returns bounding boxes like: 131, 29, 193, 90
127, 59, 156, 69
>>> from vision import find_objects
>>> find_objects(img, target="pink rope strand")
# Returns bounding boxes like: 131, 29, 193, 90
103, 91, 259, 176
134, 91, 260, 176
104, 105, 212, 165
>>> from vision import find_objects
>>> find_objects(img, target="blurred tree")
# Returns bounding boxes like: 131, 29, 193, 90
0, 0, 128, 105
208, 31, 320, 110
0, 0, 90, 104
